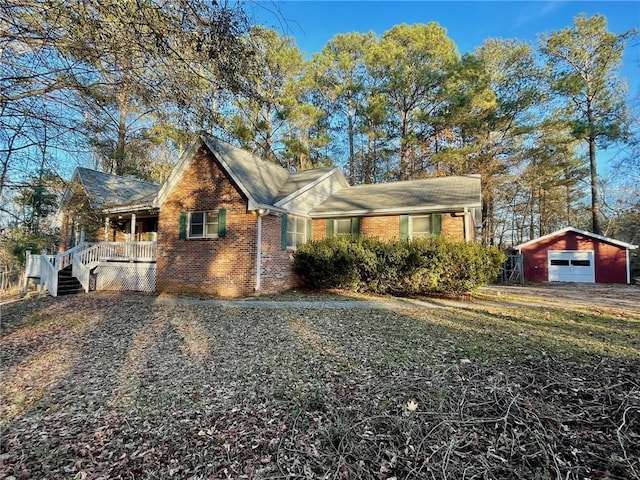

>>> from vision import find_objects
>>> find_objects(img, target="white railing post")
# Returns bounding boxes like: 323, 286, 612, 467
23, 250, 31, 294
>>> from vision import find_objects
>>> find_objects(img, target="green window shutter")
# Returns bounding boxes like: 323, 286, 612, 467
432, 214, 442, 237
399, 215, 409, 240
306, 218, 312, 241
326, 219, 334, 238
218, 209, 227, 238
281, 214, 288, 250
351, 217, 360, 236
70, 224, 76, 247
178, 211, 187, 239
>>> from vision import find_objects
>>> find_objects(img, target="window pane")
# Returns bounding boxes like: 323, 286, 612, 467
190, 212, 204, 224
190, 224, 203, 236
412, 216, 430, 233
336, 219, 351, 235
571, 260, 590, 267
287, 232, 296, 247
550, 259, 570, 266
296, 232, 305, 246
206, 223, 219, 235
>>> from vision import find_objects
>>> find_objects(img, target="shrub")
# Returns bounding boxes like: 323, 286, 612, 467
294, 236, 505, 296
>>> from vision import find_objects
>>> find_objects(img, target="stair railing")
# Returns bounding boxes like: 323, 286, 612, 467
39, 250, 58, 297
72, 243, 102, 293
56, 242, 88, 271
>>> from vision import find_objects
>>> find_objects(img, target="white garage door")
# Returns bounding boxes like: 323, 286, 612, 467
548, 250, 595, 283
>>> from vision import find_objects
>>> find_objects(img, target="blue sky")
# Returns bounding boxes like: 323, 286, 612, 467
249, 1, 640, 98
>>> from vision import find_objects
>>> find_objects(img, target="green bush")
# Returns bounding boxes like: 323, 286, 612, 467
294, 236, 505, 296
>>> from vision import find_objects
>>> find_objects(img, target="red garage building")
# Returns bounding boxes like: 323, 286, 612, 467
515, 227, 638, 284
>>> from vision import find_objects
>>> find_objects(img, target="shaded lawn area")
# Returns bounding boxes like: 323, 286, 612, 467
1, 293, 639, 479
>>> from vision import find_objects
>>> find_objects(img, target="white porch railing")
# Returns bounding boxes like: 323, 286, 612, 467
90, 241, 157, 262
32, 241, 156, 297
39, 251, 58, 297
25, 250, 54, 277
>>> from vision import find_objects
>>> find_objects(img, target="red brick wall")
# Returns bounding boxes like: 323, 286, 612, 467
312, 213, 467, 241
521, 231, 629, 284
156, 147, 259, 297
259, 215, 303, 293
442, 214, 465, 240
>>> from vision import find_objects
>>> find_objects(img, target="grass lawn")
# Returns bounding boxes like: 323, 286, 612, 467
1, 292, 638, 479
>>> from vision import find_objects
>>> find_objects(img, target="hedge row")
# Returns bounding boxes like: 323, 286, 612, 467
293, 236, 505, 296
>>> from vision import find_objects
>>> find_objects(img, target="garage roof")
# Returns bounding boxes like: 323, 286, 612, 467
514, 227, 638, 250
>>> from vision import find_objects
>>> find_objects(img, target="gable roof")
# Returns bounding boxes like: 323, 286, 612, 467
201, 135, 290, 207
156, 134, 292, 211
514, 227, 638, 250
310, 175, 482, 217
73, 167, 160, 210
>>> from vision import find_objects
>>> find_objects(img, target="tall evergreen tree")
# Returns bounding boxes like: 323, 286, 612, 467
540, 14, 635, 234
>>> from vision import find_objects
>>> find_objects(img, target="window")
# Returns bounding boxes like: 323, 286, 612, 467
286, 215, 308, 249
335, 219, 353, 236
571, 260, 591, 267
326, 218, 360, 237
181, 210, 226, 239
550, 259, 570, 266
401, 214, 442, 240
410, 215, 432, 239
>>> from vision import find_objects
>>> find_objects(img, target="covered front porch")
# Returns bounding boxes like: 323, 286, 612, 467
102, 208, 159, 244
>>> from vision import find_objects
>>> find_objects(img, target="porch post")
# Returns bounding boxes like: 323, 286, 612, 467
104, 217, 110, 242
131, 213, 136, 241
129, 213, 136, 260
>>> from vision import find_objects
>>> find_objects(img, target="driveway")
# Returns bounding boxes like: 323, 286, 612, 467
481, 282, 640, 313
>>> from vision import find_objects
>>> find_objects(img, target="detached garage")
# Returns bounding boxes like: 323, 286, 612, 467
515, 227, 638, 284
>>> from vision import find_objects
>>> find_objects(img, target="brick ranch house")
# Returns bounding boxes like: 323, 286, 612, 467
49, 133, 482, 297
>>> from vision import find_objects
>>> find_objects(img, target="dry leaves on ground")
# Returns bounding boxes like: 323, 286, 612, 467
1, 293, 639, 479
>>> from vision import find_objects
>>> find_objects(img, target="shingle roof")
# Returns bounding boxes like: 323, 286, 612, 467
201, 135, 290, 206
311, 175, 482, 217
75, 167, 160, 209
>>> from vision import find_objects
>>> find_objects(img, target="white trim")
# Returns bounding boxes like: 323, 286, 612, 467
515, 227, 638, 250
285, 214, 309, 250
274, 168, 348, 208
187, 210, 220, 239
310, 205, 480, 218
627, 248, 631, 284
253, 203, 286, 214
255, 214, 263, 292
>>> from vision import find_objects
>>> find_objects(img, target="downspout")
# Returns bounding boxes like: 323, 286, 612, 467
255, 209, 270, 292
463, 207, 469, 243
627, 248, 631, 285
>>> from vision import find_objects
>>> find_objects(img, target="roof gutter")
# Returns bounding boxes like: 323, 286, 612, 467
102, 203, 159, 214
249, 202, 287, 215
309, 204, 482, 218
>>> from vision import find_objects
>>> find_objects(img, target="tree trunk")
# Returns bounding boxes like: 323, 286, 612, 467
589, 134, 600, 234
347, 109, 355, 184
587, 106, 600, 234
115, 94, 128, 176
